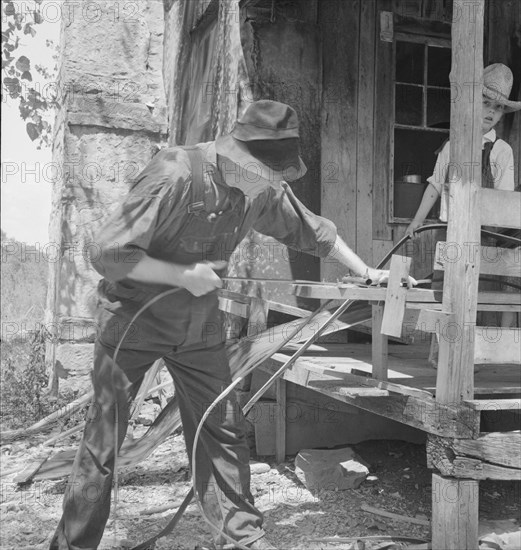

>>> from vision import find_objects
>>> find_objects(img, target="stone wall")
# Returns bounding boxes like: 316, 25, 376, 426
46, 0, 168, 392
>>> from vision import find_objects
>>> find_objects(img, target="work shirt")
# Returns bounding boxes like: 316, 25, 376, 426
427, 129, 515, 222
91, 141, 337, 350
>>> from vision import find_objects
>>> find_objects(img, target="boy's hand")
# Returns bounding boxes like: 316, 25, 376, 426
405, 220, 422, 239
181, 261, 227, 296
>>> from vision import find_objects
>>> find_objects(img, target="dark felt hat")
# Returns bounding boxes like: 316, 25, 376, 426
215, 100, 307, 182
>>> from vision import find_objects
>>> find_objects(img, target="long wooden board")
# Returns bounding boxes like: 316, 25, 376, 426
434, 242, 521, 277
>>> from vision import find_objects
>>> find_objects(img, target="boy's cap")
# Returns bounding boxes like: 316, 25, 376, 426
215, 100, 307, 182
483, 64, 521, 113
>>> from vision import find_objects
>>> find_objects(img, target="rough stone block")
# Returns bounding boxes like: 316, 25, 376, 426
294, 447, 370, 491
55, 343, 94, 394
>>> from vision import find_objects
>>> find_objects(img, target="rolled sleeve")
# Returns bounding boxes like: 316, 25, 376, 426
253, 183, 337, 257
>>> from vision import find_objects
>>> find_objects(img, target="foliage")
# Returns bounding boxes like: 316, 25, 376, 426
2, 0, 59, 148
1, 230, 48, 333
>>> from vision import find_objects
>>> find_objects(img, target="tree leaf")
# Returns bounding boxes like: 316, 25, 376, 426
23, 23, 36, 37
21, 70, 32, 81
33, 11, 43, 24
26, 122, 40, 141
4, 2, 16, 17
15, 55, 30, 72
4, 76, 21, 95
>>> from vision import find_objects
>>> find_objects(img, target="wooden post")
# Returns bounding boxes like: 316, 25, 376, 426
432, 474, 479, 549
432, 2, 484, 548
435, 0, 484, 406
275, 378, 287, 463
372, 303, 388, 380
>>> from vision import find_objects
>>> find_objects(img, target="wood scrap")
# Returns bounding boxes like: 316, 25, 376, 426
0, 391, 92, 443
361, 504, 431, 526
32, 303, 371, 481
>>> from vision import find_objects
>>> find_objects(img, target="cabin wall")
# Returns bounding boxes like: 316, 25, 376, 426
320, 0, 520, 282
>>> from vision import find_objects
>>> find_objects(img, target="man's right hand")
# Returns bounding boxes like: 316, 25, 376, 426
181, 261, 228, 296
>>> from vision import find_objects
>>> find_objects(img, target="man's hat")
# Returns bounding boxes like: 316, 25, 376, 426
215, 100, 307, 182
483, 63, 521, 113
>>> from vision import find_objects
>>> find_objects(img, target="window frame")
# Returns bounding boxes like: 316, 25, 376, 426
389, 27, 452, 224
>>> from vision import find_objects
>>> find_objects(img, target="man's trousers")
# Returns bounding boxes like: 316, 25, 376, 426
49, 339, 265, 549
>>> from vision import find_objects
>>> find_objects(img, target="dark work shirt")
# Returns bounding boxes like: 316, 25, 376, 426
91, 141, 337, 282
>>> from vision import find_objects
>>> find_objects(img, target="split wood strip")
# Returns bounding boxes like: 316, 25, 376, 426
474, 327, 521, 364
361, 504, 431, 526
434, 241, 521, 277
13, 454, 52, 484
381, 255, 411, 337
130, 360, 162, 420
218, 296, 250, 318
34, 305, 372, 481
480, 188, 521, 229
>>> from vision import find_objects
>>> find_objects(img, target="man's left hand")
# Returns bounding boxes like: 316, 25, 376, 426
367, 268, 417, 288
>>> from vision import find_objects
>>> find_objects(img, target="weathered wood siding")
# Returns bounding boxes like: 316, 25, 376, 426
320, 0, 519, 282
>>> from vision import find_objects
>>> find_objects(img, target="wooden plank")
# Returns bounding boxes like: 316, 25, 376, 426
373, 0, 394, 240
275, 379, 286, 464
453, 432, 521, 469
431, 474, 479, 550
356, 0, 376, 264
428, 435, 521, 480
361, 503, 430, 526
480, 188, 521, 230
262, 361, 479, 438
452, 458, 521, 480
373, 239, 394, 268
320, 0, 361, 282
434, 242, 521, 277
293, 283, 521, 307
372, 304, 388, 380
435, 0, 485, 404
381, 255, 411, 337
407, 308, 455, 334
464, 399, 521, 411
474, 327, 521, 365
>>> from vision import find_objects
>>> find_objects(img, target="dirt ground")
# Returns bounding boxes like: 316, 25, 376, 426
1, 420, 520, 550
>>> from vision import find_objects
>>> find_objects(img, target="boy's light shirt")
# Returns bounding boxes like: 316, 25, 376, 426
427, 129, 515, 221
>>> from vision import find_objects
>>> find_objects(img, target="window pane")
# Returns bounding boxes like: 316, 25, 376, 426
396, 41, 424, 84
395, 84, 423, 125
427, 88, 451, 128
428, 46, 451, 87
393, 128, 448, 218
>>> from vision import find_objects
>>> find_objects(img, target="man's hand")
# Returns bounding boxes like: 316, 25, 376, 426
367, 268, 417, 288
181, 261, 228, 297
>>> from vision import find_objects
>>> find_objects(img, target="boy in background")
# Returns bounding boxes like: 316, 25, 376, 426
406, 63, 520, 329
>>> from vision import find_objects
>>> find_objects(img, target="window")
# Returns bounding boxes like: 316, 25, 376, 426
392, 39, 451, 221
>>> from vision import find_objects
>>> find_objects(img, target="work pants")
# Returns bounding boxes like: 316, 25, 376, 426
50, 339, 264, 549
